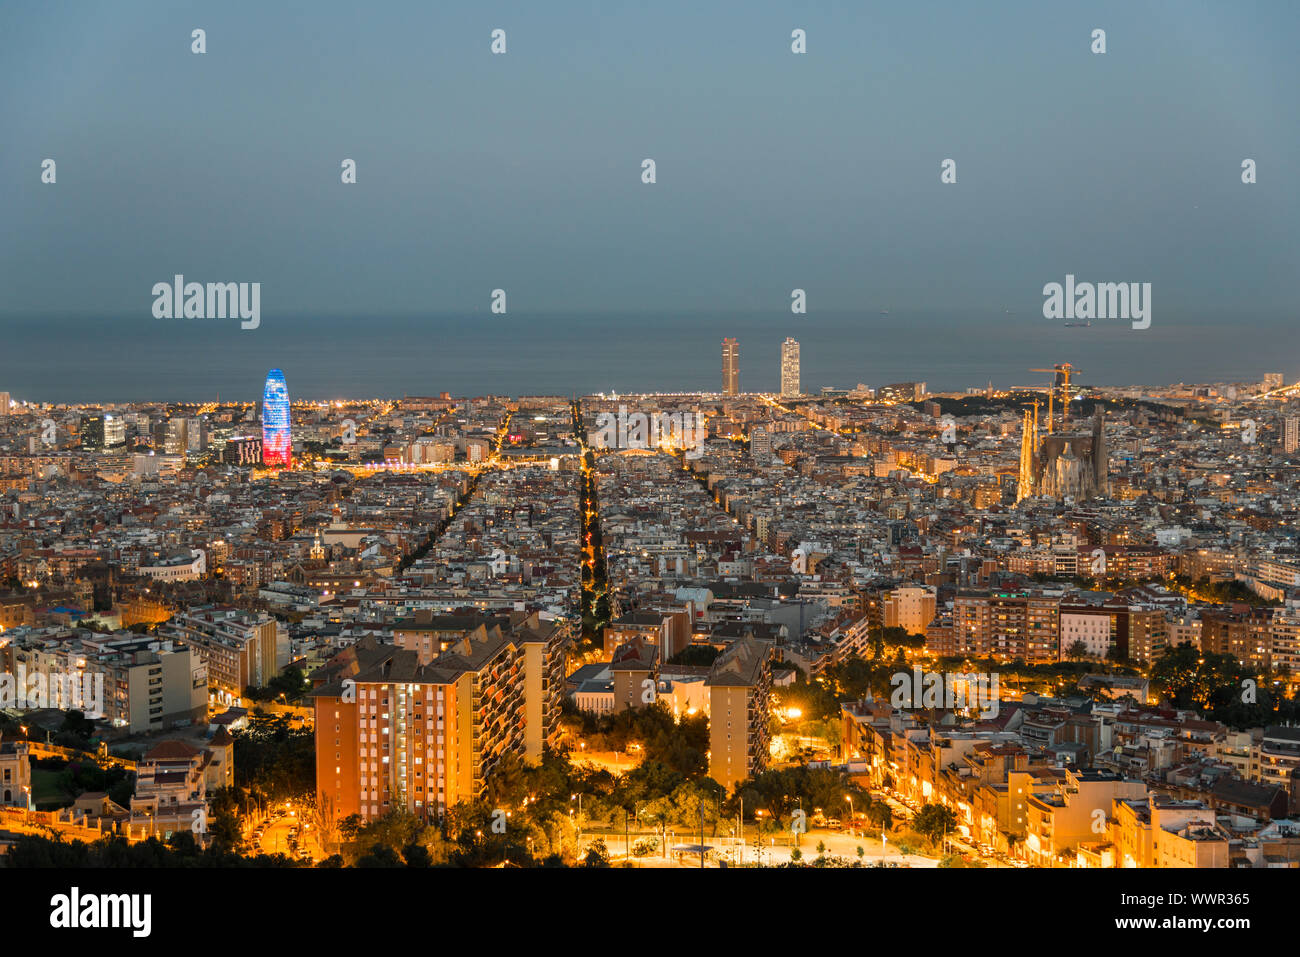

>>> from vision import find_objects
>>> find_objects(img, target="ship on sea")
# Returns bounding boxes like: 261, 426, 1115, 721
1063, 321, 1091, 328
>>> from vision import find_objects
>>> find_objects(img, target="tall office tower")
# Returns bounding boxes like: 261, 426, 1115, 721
722, 338, 739, 396
186, 417, 205, 451
82, 414, 125, 450
0, 392, 10, 417
1286, 416, 1299, 454
261, 368, 292, 468
164, 418, 189, 455
780, 337, 800, 397
104, 415, 126, 447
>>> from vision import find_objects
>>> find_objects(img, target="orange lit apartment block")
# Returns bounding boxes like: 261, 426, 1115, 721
705, 638, 773, 793
311, 612, 564, 822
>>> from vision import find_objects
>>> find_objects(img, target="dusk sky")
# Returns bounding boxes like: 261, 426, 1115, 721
2, 0, 1296, 326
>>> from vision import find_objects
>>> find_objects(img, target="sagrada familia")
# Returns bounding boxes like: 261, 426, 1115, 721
1016, 405, 1108, 502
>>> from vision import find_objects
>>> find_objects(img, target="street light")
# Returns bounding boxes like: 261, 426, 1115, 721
571, 793, 584, 850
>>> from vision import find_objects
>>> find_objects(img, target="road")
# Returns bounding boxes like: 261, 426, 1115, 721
584, 823, 939, 868
249, 808, 322, 863
871, 788, 1016, 868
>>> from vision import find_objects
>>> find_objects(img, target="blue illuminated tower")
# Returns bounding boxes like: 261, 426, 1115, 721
261, 369, 291, 468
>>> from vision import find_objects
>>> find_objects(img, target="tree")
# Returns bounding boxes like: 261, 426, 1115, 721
485, 753, 528, 808
305, 793, 341, 855
356, 845, 404, 867
1151, 645, 1243, 710
338, 814, 363, 842
581, 838, 611, 867
207, 787, 244, 850
56, 710, 97, 747
1066, 640, 1088, 662
867, 802, 893, 832
341, 809, 436, 866
912, 804, 958, 844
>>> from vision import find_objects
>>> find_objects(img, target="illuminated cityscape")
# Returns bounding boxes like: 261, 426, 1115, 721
2, 0, 1294, 934
2, 362, 1300, 884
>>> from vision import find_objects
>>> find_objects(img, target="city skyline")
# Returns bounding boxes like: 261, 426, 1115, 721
4, 0, 1298, 920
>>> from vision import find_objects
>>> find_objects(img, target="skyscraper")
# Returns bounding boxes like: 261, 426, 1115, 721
721, 338, 739, 396
1285, 416, 1299, 454
82, 414, 125, 450
261, 369, 292, 468
0, 392, 10, 417
780, 337, 800, 397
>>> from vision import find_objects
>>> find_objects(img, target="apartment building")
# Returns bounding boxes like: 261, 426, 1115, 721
310, 613, 563, 822
392, 610, 513, 663
2, 628, 206, 731
950, 590, 1062, 662
705, 638, 772, 793
603, 611, 671, 660
84, 635, 207, 733
1200, 606, 1273, 670
609, 638, 658, 713
1023, 767, 1146, 866
1256, 726, 1300, 794
881, 584, 937, 636
1108, 797, 1226, 869
129, 739, 222, 838
158, 607, 285, 702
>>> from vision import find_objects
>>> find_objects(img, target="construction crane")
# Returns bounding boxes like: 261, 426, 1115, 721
1030, 363, 1081, 433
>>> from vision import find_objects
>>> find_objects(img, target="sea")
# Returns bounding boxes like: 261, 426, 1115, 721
1, 310, 1296, 403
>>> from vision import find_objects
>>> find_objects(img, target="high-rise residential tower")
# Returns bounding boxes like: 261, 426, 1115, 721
1286, 416, 1299, 454
262, 368, 292, 468
311, 613, 565, 823
722, 338, 739, 396
780, 337, 800, 397
705, 638, 773, 792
